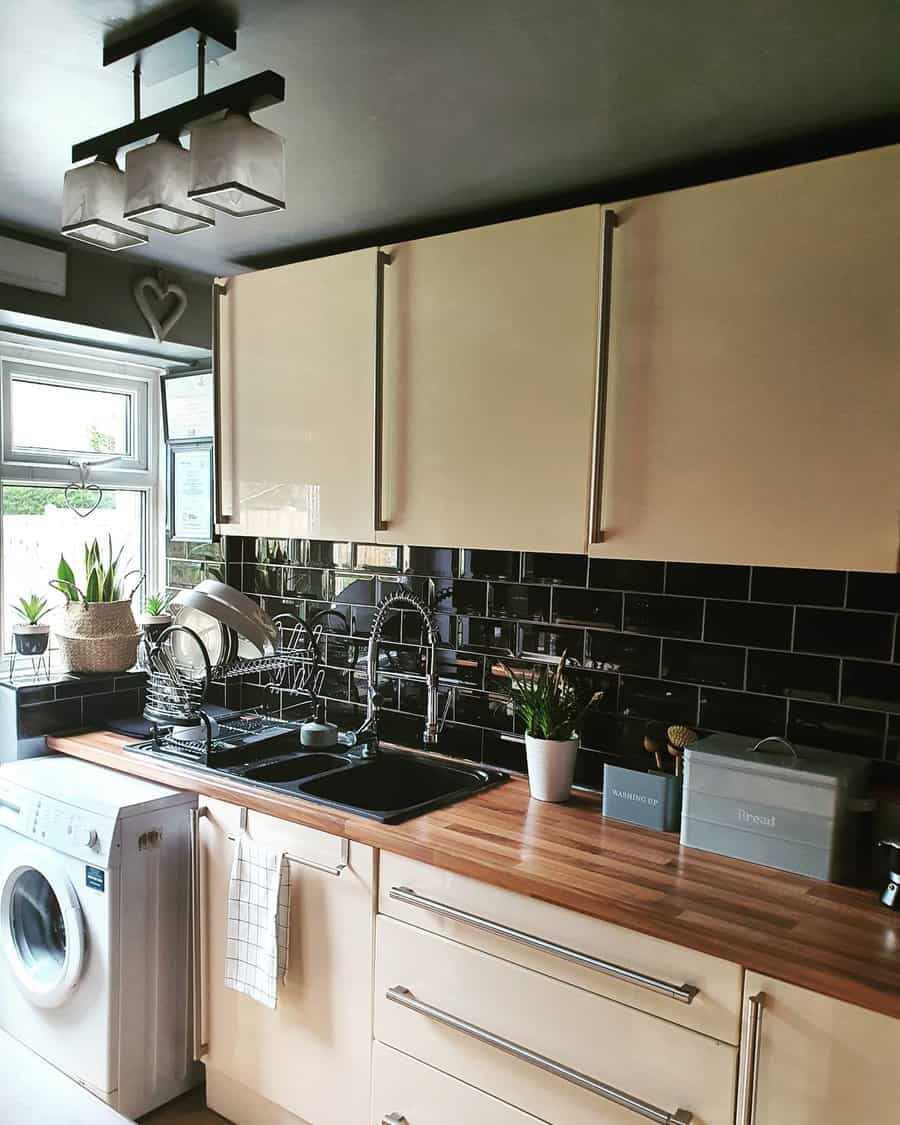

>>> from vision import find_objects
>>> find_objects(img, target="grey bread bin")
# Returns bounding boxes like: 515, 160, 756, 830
681, 733, 871, 882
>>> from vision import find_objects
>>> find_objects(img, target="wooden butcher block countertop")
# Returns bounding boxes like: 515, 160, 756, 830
48, 730, 900, 1020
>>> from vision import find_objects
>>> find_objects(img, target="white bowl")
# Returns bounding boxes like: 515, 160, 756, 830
174, 583, 276, 658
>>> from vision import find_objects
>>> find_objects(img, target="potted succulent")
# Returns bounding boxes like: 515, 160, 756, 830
10, 594, 53, 656
505, 655, 604, 802
50, 536, 143, 674
139, 591, 174, 640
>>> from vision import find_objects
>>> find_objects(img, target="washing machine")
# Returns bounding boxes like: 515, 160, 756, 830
0, 756, 201, 1119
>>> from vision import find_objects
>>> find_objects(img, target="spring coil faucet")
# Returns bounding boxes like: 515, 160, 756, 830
354, 588, 441, 757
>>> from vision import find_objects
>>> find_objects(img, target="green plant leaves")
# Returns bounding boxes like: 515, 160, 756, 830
10, 593, 50, 625
53, 539, 143, 604
502, 653, 605, 740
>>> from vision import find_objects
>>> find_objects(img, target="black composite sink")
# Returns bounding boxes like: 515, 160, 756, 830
294, 750, 506, 823
241, 753, 351, 785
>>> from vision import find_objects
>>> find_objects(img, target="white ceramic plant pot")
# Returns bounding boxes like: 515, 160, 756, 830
524, 734, 578, 802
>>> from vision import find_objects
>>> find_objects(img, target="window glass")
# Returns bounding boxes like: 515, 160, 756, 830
1, 485, 144, 650
10, 378, 131, 456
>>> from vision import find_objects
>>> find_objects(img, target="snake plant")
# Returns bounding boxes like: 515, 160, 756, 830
51, 535, 143, 604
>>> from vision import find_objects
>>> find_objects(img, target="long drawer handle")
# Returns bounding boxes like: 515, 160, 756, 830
386, 985, 692, 1125
212, 278, 233, 525
588, 208, 617, 545
737, 992, 765, 1125
373, 250, 392, 531
189, 806, 209, 1061
382, 1116, 408, 1124
389, 885, 698, 1004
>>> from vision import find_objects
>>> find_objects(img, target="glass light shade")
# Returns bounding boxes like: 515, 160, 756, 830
124, 138, 215, 234
188, 112, 285, 216
61, 159, 149, 251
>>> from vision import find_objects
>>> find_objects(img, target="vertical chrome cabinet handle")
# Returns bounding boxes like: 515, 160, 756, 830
373, 250, 392, 532
386, 986, 692, 1125
212, 278, 233, 525
588, 208, 617, 546
389, 885, 698, 1004
189, 806, 209, 1061
737, 992, 766, 1125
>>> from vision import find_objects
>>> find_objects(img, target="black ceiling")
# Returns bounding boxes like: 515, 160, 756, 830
3, 0, 900, 277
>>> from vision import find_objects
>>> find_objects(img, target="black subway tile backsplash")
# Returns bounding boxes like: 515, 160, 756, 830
587, 630, 661, 676
522, 552, 588, 587
434, 579, 487, 616
661, 639, 745, 689
552, 587, 622, 630
215, 538, 899, 792
624, 594, 703, 640
620, 676, 699, 725
787, 701, 886, 757
699, 688, 787, 739
704, 600, 793, 650
841, 660, 900, 714
406, 546, 459, 577
589, 558, 665, 593
665, 562, 750, 600
746, 650, 839, 703
750, 566, 846, 606
794, 607, 893, 660
462, 549, 520, 581
489, 583, 550, 621
846, 572, 900, 613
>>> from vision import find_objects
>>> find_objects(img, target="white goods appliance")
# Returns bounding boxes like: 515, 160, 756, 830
0, 756, 200, 1118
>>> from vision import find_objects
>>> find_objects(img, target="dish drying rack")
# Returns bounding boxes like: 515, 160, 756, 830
142, 614, 323, 755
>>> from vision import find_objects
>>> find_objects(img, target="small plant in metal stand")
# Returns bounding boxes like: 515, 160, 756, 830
504, 652, 604, 802
49, 536, 144, 674
10, 594, 54, 657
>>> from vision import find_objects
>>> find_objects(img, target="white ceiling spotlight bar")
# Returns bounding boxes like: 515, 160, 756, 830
61, 4, 286, 252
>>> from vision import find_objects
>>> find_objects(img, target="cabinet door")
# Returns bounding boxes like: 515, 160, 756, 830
593, 145, 900, 570
377, 207, 602, 553
216, 248, 378, 541
199, 798, 375, 1125
738, 972, 900, 1125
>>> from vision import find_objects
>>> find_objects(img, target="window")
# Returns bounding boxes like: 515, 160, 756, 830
2, 361, 149, 470
0, 338, 161, 657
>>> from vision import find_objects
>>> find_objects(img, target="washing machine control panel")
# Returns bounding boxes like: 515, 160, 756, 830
0, 783, 115, 865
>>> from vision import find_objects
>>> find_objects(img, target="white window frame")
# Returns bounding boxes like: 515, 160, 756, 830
0, 334, 165, 656
1, 359, 150, 471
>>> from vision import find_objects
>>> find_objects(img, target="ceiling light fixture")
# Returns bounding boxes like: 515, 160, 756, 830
188, 111, 286, 216
62, 5, 286, 251
61, 157, 149, 251
125, 136, 216, 234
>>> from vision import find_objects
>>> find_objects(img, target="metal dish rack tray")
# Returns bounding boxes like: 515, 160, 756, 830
218, 614, 320, 697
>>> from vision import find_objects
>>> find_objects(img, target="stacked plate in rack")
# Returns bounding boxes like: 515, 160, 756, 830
170, 580, 279, 677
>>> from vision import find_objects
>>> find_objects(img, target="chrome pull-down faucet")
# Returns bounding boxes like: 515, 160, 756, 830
354, 589, 440, 758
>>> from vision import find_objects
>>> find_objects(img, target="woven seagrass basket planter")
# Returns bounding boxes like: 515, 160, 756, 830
54, 601, 141, 674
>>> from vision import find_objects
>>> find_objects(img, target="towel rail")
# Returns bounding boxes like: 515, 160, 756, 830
227, 805, 349, 876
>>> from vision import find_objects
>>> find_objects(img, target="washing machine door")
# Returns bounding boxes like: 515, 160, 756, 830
0, 843, 85, 1008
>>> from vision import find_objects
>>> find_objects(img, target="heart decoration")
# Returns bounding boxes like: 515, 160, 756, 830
64, 482, 103, 518
133, 275, 188, 342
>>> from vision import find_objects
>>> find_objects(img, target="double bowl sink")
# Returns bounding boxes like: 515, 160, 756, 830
223, 742, 507, 824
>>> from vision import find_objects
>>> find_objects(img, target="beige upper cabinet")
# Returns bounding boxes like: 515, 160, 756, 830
738, 972, 900, 1125
593, 145, 900, 570
375, 206, 603, 553
215, 248, 378, 541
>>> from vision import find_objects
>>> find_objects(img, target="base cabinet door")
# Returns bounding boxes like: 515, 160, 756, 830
372, 1043, 545, 1125
215, 248, 379, 541
738, 972, 900, 1125
377, 206, 602, 553
592, 144, 900, 570
199, 798, 375, 1125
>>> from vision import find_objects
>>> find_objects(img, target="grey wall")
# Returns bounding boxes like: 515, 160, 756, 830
0, 225, 212, 352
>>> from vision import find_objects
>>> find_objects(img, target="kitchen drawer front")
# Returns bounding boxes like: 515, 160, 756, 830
375, 916, 738, 1125
379, 852, 742, 1043
372, 1042, 545, 1125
